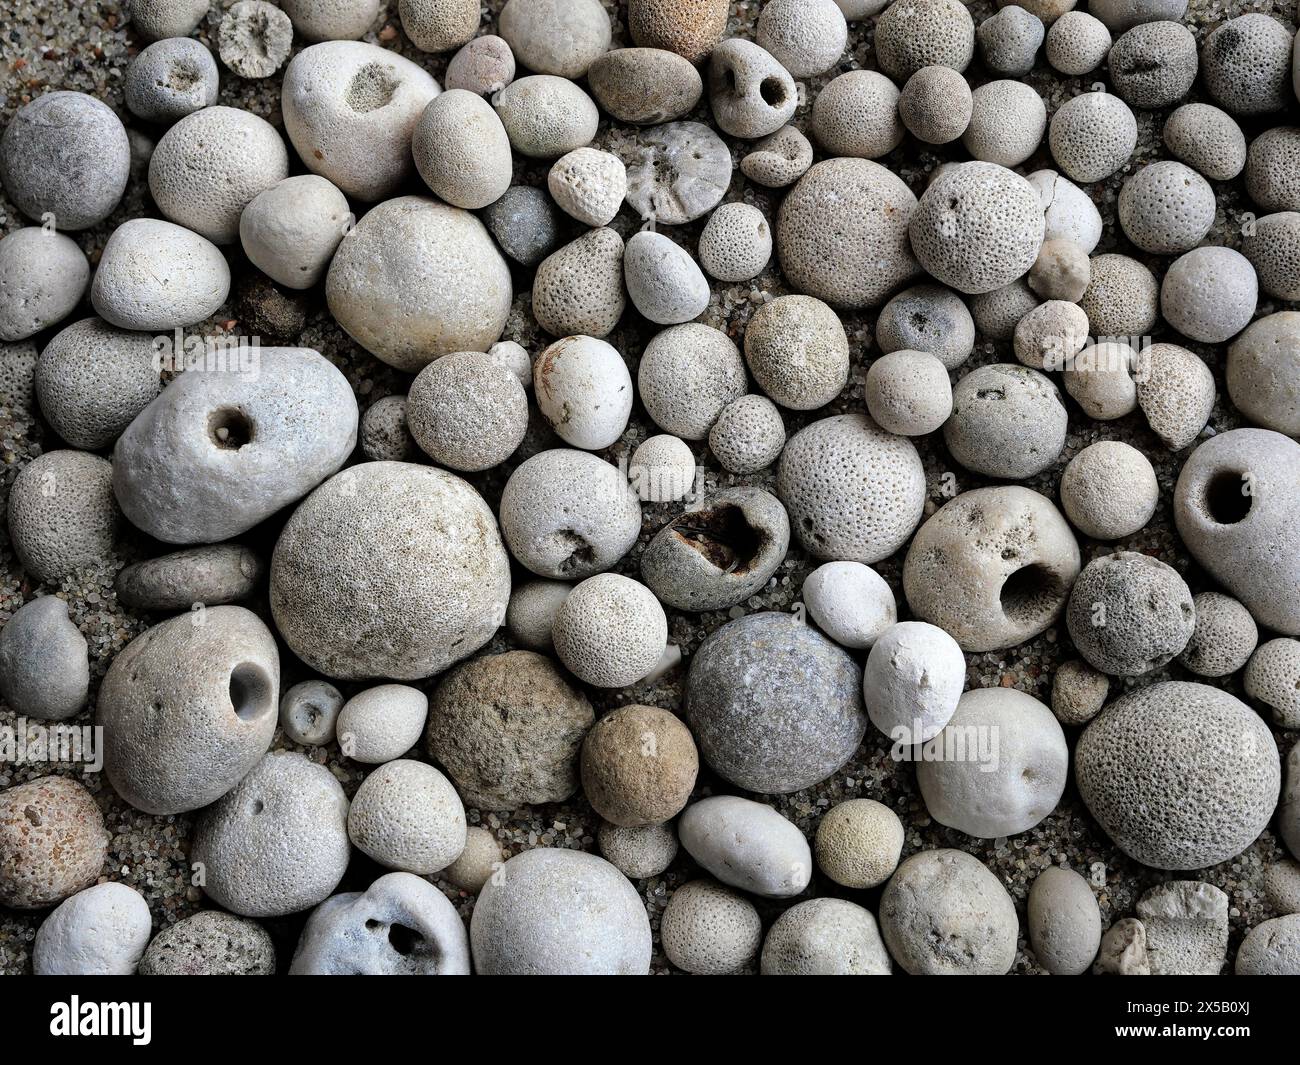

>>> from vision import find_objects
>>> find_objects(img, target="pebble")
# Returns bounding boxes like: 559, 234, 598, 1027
91, 218, 231, 330
679, 795, 813, 898
443, 827, 504, 894
977, 6, 1046, 77
1135, 343, 1216, 450
1227, 312, 1300, 436
627, 0, 728, 63
0, 229, 84, 341
494, 75, 599, 159
898, 65, 973, 145
1028, 867, 1101, 975
802, 561, 897, 651
814, 799, 904, 889
621, 121, 732, 225
337, 685, 428, 764
1174, 428, 1300, 634
1050, 659, 1109, 726
269, 463, 511, 680
291, 872, 470, 975
0, 597, 89, 722
1285, 745, 1300, 859
400, 0, 479, 54
744, 295, 849, 410
0, 777, 108, 910
192, 750, 350, 916
761, 898, 893, 975
219, 1, 293, 79
709, 40, 796, 141
708, 394, 786, 474
488, 340, 533, 391
1162, 102, 1246, 180
697, 203, 771, 283
1079, 252, 1158, 338
874, 0, 976, 83
1179, 592, 1258, 678
598, 821, 678, 879
945, 363, 1067, 478
587, 47, 702, 125
777, 157, 920, 308
505, 580, 570, 651
639, 323, 747, 440
470, 849, 651, 974
661, 879, 761, 975
1076, 682, 1280, 869
445, 35, 516, 95
499, 0, 609, 77
641, 487, 790, 610
1138, 880, 1229, 975
33, 882, 151, 976
7, 450, 119, 583
347, 759, 465, 874
408, 350, 528, 470
114, 346, 356, 544
910, 162, 1044, 295
740, 125, 814, 188
1044, 11, 1112, 75
500, 448, 641, 578
1242, 213, 1300, 301
904, 486, 1081, 651
776, 413, 926, 563
962, 80, 1047, 168
552, 574, 667, 688
548, 148, 626, 228
1245, 126, 1300, 212
1244, 638, 1300, 730
0, 92, 130, 230
326, 196, 511, 371
279, 679, 344, 747
240, 175, 351, 290
115, 545, 260, 614
879, 849, 1018, 975
686, 611, 865, 794
1029, 238, 1090, 302
580, 704, 697, 827
1236, 915, 1300, 975
533, 335, 632, 449
1094, 917, 1151, 975
757, 0, 848, 77
1118, 160, 1215, 255
1201, 13, 1292, 117
426, 650, 593, 809
138, 912, 276, 976
1048, 91, 1138, 182
864, 350, 953, 436
281, 0, 380, 41
624, 231, 711, 326
1263, 859, 1300, 914
1088, 0, 1186, 32
863, 621, 966, 744
1014, 300, 1089, 370
812, 70, 902, 160
531, 228, 626, 338
875, 284, 975, 369
282, 42, 440, 202
629, 434, 697, 503
413, 89, 513, 211
1059, 440, 1158, 539
918, 687, 1069, 837
359, 396, 418, 462
483, 185, 563, 267
130, 0, 209, 38
1028, 169, 1104, 253
149, 105, 289, 245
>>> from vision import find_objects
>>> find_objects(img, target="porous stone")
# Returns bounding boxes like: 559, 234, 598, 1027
1236, 915, 1300, 975
0, 777, 108, 910
548, 148, 626, 228
0, 228, 89, 342
627, 0, 728, 63
443, 827, 504, 893
337, 685, 428, 764
898, 65, 973, 145
875, 284, 975, 369
499, 449, 641, 579
815, 799, 903, 889
904, 486, 1081, 652
1263, 860, 1300, 914
426, 650, 594, 810
639, 324, 747, 440
531, 228, 626, 338
291, 872, 470, 975
1049, 91, 1138, 182
552, 574, 667, 688
661, 879, 761, 975
1227, 312, 1300, 436
1163, 102, 1246, 181
698, 202, 771, 283
359, 396, 417, 462
1014, 300, 1090, 371
413, 90, 513, 211
1079, 253, 1157, 339
879, 849, 1018, 975
710, 39, 797, 141
1135, 342, 1215, 450
1242, 213, 1300, 301
1076, 682, 1281, 869
408, 350, 528, 470
219, 1, 293, 79
1108, 21, 1197, 109
0, 597, 89, 722
347, 759, 466, 874
776, 413, 926, 564
812, 69, 902, 159
1245, 638, 1300, 729
34, 882, 151, 975
279, 679, 344, 747
1118, 161, 1215, 255
678, 795, 813, 898
686, 611, 865, 794
327, 196, 511, 372
498, 0, 609, 77
0, 91, 130, 230
945, 364, 1067, 479
581, 704, 697, 828
470, 849, 651, 974
1088, 0, 1186, 32
494, 75, 599, 159
761, 898, 892, 975
1094, 918, 1151, 975
1138, 881, 1229, 975
709, 395, 786, 474
874, 0, 976, 83
280, 0, 381, 40
1028, 867, 1101, 975
270, 462, 511, 679
282, 42, 441, 202
400, 0, 480, 54
1045, 11, 1112, 75
1162, 245, 1259, 341
744, 295, 849, 411
1201, 13, 1292, 116
7, 450, 119, 583
757, 0, 848, 77
978, 6, 1045, 76
99, 606, 278, 815
1050, 659, 1109, 726
1179, 593, 1258, 679
864, 350, 951, 437
1059, 441, 1158, 540
598, 821, 678, 879
962, 80, 1047, 168
740, 125, 813, 188
138, 912, 275, 976
620, 121, 731, 225
1245, 126, 1300, 212
505, 580, 570, 651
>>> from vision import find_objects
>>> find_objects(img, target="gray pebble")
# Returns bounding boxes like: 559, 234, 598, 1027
138, 911, 275, 975
587, 47, 702, 125
709, 39, 797, 141
116, 544, 263, 613
662, 879, 761, 974
505, 579, 570, 651
347, 758, 465, 875
239, 174, 351, 290
360, 395, 418, 462
0, 228, 90, 342
1028, 867, 1101, 975
337, 684, 428, 764
1244, 638, 1300, 730
33, 882, 151, 976
679, 795, 813, 898
624, 231, 710, 326
125, 38, 219, 124
1201, 13, 1292, 117
639, 323, 746, 441
494, 75, 599, 159
875, 284, 974, 370
407, 350, 528, 470
709, 394, 785, 474
621, 121, 732, 225
944, 364, 1067, 479
531, 228, 626, 338
1236, 914, 1300, 975
131, 0, 209, 39
1138, 880, 1228, 975
977, 6, 1046, 76
740, 125, 813, 188
597, 821, 678, 880
1162, 102, 1246, 181
279, 679, 344, 747
1179, 592, 1258, 678
443, 827, 504, 893
445, 34, 516, 95
761, 897, 892, 975
219, 1, 293, 79
0, 596, 89, 722
8, 450, 119, 583
482, 185, 563, 267
1160, 246, 1258, 344
1263, 859, 1300, 914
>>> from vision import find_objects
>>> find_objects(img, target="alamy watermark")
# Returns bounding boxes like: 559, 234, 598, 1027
0, 717, 103, 773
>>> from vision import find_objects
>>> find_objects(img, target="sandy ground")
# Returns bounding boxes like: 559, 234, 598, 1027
0, 0, 1297, 974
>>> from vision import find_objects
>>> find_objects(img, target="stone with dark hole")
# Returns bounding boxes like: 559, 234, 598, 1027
903, 485, 1080, 652
1174, 427, 1300, 635
686, 611, 866, 794
708, 39, 797, 140
291, 871, 470, 974
641, 486, 790, 612
113, 347, 357, 545
98, 606, 279, 815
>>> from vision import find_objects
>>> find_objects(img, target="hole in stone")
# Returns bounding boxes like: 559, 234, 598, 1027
23, 805, 41, 826
208, 407, 253, 450
759, 76, 786, 106
346, 63, 400, 113
251, 799, 265, 815
229, 663, 273, 722
388, 923, 420, 956
1203, 469, 1252, 524
671, 504, 764, 575
999, 563, 1061, 625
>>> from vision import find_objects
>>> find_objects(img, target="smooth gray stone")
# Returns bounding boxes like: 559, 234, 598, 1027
115, 545, 264, 612
0, 596, 89, 721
